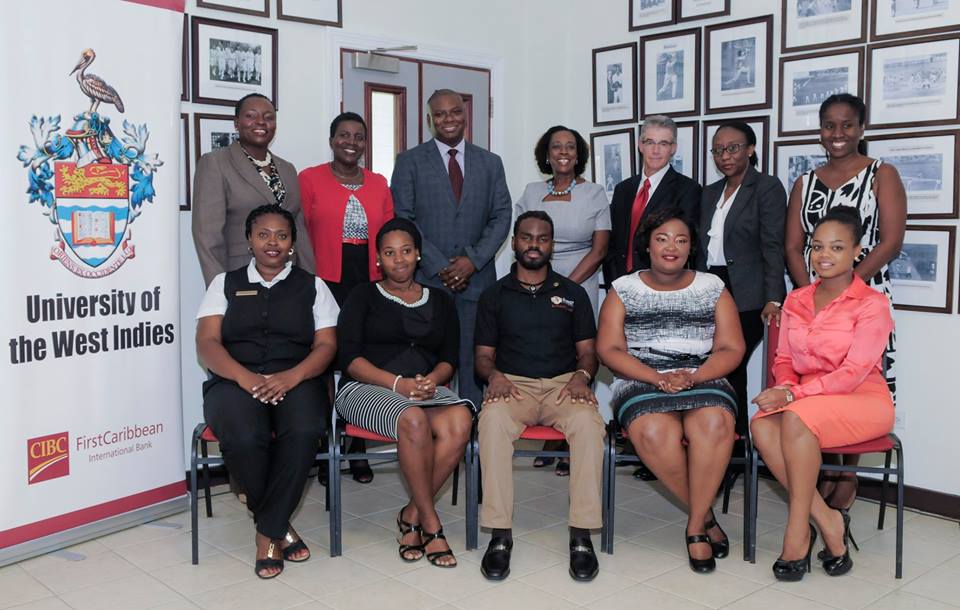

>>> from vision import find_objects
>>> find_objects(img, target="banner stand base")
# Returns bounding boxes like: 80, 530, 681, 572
0, 494, 188, 568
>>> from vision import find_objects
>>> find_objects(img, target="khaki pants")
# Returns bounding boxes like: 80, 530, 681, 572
478, 373, 606, 529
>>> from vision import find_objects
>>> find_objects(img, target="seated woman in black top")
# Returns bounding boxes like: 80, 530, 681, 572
335, 218, 474, 568
196, 205, 339, 579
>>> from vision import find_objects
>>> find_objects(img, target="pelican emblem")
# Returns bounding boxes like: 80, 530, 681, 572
70, 48, 124, 114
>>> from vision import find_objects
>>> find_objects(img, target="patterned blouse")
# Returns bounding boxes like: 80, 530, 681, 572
241, 147, 286, 205
341, 184, 368, 240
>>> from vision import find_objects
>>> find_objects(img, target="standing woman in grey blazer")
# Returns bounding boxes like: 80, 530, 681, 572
192, 93, 315, 286
697, 121, 787, 435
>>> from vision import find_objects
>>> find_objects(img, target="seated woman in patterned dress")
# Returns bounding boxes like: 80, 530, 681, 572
596, 207, 745, 575
334, 218, 474, 568
751, 207, 894, 581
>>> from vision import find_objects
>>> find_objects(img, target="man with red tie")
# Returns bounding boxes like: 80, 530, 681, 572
605, 115, 701, 281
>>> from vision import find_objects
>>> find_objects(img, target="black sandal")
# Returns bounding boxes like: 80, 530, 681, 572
254, 540, 283, 579
282, 529, 310, 562
421, 527, 457, 568
396, 510, 424, 562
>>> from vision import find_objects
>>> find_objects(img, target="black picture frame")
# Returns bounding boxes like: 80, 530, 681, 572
191, 16, 279, 109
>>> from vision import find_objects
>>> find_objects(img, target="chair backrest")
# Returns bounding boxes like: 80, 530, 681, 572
761, 322, 781, 391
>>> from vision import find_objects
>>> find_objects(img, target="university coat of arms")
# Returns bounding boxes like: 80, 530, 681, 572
17, 48, 162, 278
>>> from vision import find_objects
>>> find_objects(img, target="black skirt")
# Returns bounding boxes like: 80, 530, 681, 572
324, 243, 370, 307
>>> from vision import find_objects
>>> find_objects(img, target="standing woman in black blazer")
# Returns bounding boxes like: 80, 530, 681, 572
697, 121, 787, 434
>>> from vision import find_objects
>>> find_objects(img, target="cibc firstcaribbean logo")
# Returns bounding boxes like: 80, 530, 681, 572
27, 432, 70, 484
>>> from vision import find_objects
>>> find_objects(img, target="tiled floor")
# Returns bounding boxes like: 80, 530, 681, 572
4, 455, 959, 610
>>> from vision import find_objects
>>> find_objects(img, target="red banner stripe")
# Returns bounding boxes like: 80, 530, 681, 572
0, 481, 186, 548
122, 0, 185, 12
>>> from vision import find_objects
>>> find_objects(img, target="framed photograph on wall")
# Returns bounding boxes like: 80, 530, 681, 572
630, 0, 675, 31
677, 0, 730, 22
867, 130, 959, 219
670, 120, 700, 180
180, 114, 191, 212
871, 0, 960, 41
779, 48, 864, 136
702, 116, 769, 185
181, 14, 189, 102
192, 17, 278, 108
194, 112, 238, 163
593, 43, 638, 126
866, 33, 960, 129
782, 0, 866, 53
196, 0, 269, 17
278, 0, 343, 27
641, 28, 701, 118
705, 15, 773, 114
590, 128, 636, 199
773, 139, 826, 194
889, 225, 955, 313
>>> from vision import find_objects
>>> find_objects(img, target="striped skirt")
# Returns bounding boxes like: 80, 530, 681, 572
335, 381, 475, 440
612, 377, 738, 431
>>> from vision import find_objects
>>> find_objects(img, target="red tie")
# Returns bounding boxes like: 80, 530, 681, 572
448, 149, 463, 203
626, 178, 651, 272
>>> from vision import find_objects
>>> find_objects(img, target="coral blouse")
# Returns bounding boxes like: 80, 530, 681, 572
774, 275, 893, 400
298, 163, 394, 283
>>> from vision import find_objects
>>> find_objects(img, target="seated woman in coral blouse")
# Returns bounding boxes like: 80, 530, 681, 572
751, 206, 894, 582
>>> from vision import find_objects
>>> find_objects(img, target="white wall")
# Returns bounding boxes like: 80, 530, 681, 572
179, 0, 960, 498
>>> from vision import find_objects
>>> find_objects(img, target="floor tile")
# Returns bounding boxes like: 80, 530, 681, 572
188, 577, 310, 610
151, 552, 255, 596
395, 560, 497, 603
771, 570, 893, 609
95, 521, 186, 550
453, 580, 577, 610
720, 585, 835, 609
279, 555, 387, 597
645, 565, 766, 608
113, 533, 219, 572
595, 539, 686, 580
458, 539, 565, 580
322, 577, 443, 610
342, 539, 429, 577
857, 528, 960, 568
300, 517, 393, 551
901, 564, 960, 606
586, 582, 711, 609
197, 519, 256, 551
864, 589, 958, 609
19, 550, 142, 595
0, 565, 54, 609
520, 560, 638, 605
3, 598, 72, 610
615, 490, 687, 523
59, 573, 181, 610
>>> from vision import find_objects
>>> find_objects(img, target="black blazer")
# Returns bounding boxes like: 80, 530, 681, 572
696, 166, 787, 311
604, 166, 701, 282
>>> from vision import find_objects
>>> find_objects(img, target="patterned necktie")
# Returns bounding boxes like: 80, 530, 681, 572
448, 149, 463, 203
626, 178, 651, 272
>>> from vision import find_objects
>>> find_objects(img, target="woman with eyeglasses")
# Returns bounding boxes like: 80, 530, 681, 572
696, 121, 787, 436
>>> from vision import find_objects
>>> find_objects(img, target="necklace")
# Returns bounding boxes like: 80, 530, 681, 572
242, 147, 272, 168
518, 279, 545, 293
331, 163, 362, 181
547, 178, 574, 197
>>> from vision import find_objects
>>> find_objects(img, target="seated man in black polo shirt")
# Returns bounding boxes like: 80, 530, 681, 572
474, 210, 605, 582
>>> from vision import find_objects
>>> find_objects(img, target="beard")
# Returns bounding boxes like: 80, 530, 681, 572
516, 248, 550, 270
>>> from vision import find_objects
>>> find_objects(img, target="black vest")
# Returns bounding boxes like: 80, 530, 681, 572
220, 265, 316, 374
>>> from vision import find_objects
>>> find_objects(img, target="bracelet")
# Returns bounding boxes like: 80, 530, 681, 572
783, 388, 795, 404
391, 375, 402, 393
574, 368, 592, 383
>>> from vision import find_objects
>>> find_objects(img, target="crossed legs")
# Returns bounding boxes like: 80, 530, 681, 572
626, 407, 734, 560
396, 404, 473, 564
751, 412, 847, 560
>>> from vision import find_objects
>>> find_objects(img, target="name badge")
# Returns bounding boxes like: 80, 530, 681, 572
550, 295, 574, 311
235, 290, 258, 297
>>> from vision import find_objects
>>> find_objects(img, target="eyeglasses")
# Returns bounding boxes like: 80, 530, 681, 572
641, 139, 674, 148
710, 143, 748, 156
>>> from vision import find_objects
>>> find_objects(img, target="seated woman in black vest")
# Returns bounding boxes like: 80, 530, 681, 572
335, 218, 474, 568
196, 205, 338, 579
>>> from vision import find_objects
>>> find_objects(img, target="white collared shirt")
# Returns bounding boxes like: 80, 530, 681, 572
641, 163, 671, 202
197, 259, 339, 329
435, 138, 466, 176
707, 185, 741, 267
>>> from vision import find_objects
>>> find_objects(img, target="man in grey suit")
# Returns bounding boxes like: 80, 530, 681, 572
390, 89, 512, 408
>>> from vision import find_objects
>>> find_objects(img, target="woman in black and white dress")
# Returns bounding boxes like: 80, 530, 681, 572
335, 218, 473, 568
597, 207, 745, 575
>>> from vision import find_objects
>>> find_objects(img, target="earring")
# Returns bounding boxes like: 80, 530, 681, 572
288, 247, 295, 255
248, 246, 253, 254
417, 256, 421, 261
376, 260, 381, 267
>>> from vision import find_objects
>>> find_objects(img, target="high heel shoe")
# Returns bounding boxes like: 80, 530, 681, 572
821, 509, 854, 576
396, 509, 424, 562
773, 524, 817, 582
704, 509, 729, 559
817, 508, 859, 560
685, 533, 716, 574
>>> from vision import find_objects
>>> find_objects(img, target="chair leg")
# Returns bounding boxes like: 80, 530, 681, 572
452, 462, 460, 506
748, 449, 760, 563
741, 449, 752, 562
601, 440, 610, 554
895, 444, 904, 579
466, 436, 479, 550
190, 432, 200, 566
879, 450, 892, 530
721, 469, 738, 514
329, 429, 343, 557
200, 441, 213, 518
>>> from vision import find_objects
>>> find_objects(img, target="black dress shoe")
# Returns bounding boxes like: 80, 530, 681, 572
704, 511, 729, 559
480, 537, 512, 581
632, 465, 658, 481
773, 524, 817, 582
569, 536, 599, 581
685, 534, 716, 574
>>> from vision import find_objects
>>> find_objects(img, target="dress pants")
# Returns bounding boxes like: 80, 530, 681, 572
203, 376, 327, 539
453, 296, 482, 410
478, 373, 606, 529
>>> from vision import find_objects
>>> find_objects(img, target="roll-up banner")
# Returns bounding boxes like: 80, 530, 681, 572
0, 0, 187, 564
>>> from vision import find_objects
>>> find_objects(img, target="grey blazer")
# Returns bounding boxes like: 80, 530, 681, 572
191, 142, 315, 286
390, 140, 512, 301
696, 165, 787, 311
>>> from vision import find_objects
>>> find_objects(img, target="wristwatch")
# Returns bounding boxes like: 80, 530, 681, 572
783, 388, 795, 404
769, 301, 782, 308
574, 368, 592, 383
